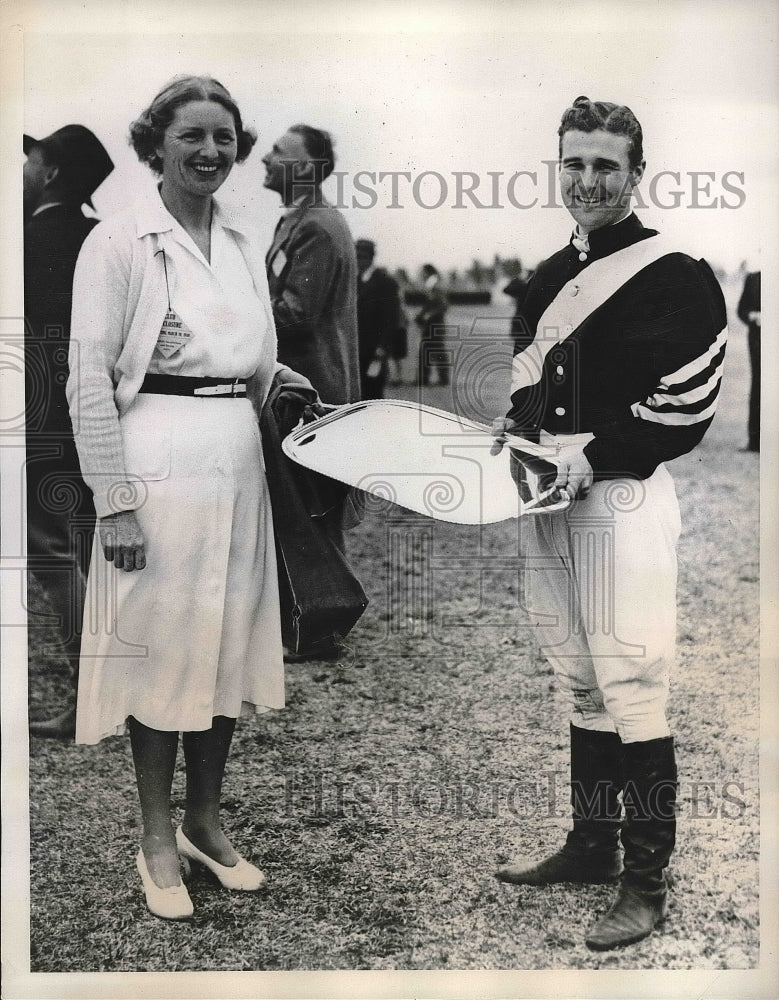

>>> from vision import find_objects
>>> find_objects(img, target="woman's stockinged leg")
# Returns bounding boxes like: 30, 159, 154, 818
182, 715, 238, 866
128, 716, 181, 888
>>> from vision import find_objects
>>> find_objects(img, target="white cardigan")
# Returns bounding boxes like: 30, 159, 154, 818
67, 189, 283, 518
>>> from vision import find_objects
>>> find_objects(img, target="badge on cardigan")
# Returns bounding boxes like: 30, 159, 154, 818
155, 309, 193, 358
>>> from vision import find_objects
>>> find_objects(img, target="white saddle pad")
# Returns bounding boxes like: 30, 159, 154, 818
281, 400, 561, 524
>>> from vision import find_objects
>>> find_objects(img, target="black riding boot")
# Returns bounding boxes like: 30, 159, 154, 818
496, 724, 623, 885
586, 736, 677, 950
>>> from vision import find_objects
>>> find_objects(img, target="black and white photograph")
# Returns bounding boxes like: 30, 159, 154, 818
1, 0, 776, 997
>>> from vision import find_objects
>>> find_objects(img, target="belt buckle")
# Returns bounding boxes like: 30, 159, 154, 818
193, 379, 244, 397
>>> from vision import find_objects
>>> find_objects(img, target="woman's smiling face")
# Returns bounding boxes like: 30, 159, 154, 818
156, 99, 238, 199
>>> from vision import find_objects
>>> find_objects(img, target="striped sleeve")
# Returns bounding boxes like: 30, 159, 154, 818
584, 257, 728, 481
631, 326, 727, 425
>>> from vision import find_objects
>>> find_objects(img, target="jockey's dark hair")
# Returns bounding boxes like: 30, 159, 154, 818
558, 96, 644, 168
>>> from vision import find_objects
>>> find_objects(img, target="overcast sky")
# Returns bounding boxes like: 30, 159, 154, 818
16, 0, 779, 274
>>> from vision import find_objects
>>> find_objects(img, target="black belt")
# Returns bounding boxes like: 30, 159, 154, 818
139, 374, 248, 398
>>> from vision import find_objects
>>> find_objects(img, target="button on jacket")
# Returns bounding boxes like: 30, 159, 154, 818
507, 214, 728, 480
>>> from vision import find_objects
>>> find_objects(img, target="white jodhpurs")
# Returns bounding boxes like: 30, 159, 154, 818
523, 438, 682, 743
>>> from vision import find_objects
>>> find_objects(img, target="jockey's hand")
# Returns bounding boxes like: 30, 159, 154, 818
490, 417, 521, 456
553, 450, 594, 500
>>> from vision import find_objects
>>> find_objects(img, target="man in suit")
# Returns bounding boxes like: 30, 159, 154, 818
24, 125, 114, 738
262, 125, 361, 661
737, 270, 761, 452
354, 238, 405, 400
262, 124, 360, 405
491, 97, 727, 949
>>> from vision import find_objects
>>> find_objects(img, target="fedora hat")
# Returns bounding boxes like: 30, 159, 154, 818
23, 124, 113, 207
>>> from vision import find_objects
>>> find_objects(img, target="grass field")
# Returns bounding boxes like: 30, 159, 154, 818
26, 284, 759, 972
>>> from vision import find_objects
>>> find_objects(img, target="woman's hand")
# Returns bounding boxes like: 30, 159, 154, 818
277, 366, 315, 392
276, 366, 333, 420
99, 510, 146, 571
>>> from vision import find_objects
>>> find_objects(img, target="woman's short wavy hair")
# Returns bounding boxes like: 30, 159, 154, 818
558, 96, 644, 169
130, 75, 257, 174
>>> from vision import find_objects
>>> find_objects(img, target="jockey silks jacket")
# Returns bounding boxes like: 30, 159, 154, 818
507, 213, 727, 481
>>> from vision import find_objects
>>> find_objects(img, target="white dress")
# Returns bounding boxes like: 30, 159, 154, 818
76, 213, 284, 744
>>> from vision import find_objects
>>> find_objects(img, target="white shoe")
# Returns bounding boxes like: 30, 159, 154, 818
136, 849, 193, 921
175, 826, 266, 891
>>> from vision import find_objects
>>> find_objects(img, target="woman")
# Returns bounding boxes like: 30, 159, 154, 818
67, 76, 310, 920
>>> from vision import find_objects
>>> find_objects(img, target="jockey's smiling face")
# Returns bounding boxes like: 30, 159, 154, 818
559, 129, 645, 234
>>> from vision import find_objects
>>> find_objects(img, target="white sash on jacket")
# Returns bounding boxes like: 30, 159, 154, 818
510, 235, 681, 394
